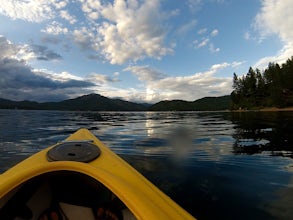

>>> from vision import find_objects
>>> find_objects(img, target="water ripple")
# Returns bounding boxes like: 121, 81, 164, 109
1, 110, 293, 219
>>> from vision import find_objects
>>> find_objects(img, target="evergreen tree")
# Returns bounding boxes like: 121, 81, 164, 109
255, 68, 266, 105
246, 67, 257, 97
264, 63, 282, 106
230, 56, 293, 109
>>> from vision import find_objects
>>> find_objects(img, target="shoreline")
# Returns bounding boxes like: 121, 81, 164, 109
232, 107, 293, 112
259, 107, 293, 112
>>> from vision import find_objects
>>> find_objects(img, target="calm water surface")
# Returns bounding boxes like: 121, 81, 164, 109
1, 109, 293, 219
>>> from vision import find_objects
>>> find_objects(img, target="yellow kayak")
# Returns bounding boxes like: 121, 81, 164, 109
0, 128, 195, 220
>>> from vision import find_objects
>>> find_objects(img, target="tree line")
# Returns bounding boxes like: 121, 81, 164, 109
231, 56, 293, 109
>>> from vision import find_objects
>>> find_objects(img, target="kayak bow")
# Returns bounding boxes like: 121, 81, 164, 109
0, 128, 195, 220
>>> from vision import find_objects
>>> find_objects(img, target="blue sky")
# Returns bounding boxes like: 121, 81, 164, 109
0, 0, 292, 103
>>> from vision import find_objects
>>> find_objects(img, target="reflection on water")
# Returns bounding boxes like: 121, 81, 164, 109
1, 110, 293, 219
231, 112, 293, 157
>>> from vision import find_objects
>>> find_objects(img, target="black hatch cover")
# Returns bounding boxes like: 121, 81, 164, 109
47, 141, 101, 162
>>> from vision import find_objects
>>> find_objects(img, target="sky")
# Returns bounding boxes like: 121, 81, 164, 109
0, 0, 292, 103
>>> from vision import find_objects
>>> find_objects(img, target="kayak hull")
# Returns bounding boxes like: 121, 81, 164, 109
0, 128, 195, 219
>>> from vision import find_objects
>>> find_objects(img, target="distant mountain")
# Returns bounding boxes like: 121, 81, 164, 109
192, 96, 232, 111
149, 100, 194, 111
0, 98, 41, 110
0, 94, 147, 111
42, 94, 147, 111
149, 95, 231, 111
0, 94, 231, 111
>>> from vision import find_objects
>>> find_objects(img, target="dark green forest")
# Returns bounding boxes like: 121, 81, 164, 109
149, 96, 231, 111
231, 56, 293, 110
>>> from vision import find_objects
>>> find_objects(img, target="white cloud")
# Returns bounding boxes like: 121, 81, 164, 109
254, 44, 293, 69
194, 28, 220, 53
93, 87, 147, 103
72, 27, 95, 50
254, 0, 293, 66
1, 36, 62, 62
80, 0, 102, 20
33, 69, 83, 82
16, 44, 62, 61
54, 0, 68, 10
92, 0, 173, 64
1, 0, 173, 64
231, 61, 245, 68
195, 38, 209, 48
60, 10, 77, 24
254, 0, 293, 42
210, 62, 229, 70
0, 57, 95, 101
211, 29, 219, 37
17, 45, 36, 61
0, 35, 95, 101
124, 65, 166, 82
41, 21, 69, 35
0, 0, 55, 22
125, 62, 238, 103
0, 36, 17, 59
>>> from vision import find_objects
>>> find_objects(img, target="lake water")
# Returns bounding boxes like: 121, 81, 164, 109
1, 109, 293, 219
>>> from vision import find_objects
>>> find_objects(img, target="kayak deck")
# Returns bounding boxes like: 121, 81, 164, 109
0, 128, 195, 220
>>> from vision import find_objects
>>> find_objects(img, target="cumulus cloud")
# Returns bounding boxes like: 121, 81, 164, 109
124, 66, 166, 82
54, 0, 68, 10
0, 0, 55, 22
80, 0, 102, 20
0, 58, 94, 99
254, 0, 293, 67
0, 36, 95, 101
125, 62, 239, 102
17, 44, 62, 61
0, 58, 95, 101
0, 0, 173, 64
92, 0, 173, 64
1, 36, 63, 62
0, 36, 124, 102
60, 10, 77, 24
72, 27, 95, 50
41, 21, 69, 35
0, 36, 17, 59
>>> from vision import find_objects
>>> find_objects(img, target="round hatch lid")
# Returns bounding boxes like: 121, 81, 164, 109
47, 141, 101, 162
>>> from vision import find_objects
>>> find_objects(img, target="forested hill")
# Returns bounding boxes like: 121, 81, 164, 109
231, 56, 293, 110
148, 96, 231, 111
0, 94, 147, 111
0, 94, 231, 111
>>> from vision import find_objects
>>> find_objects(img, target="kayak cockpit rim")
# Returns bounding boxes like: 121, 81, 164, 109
0, 170, 135, 220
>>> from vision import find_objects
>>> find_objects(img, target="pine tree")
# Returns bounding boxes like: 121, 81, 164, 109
231, 57, 293, 109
